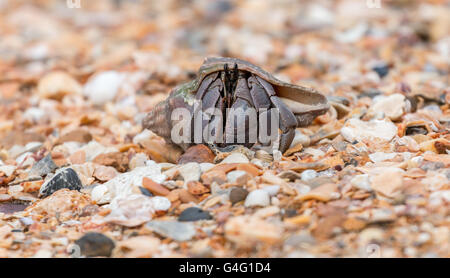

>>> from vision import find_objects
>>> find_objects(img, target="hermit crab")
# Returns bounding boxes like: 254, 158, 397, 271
143, 57, 329, 153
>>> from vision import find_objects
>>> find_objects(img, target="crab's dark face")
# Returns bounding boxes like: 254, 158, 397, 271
193, 63, 298, 153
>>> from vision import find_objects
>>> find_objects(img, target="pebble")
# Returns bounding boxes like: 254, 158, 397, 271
146, 220, 196, 242
370, 168, 404, 199
91, 162, 166, 204
178, 144, 215, 164
350, 174, 372, 191
199, 163, 215, 173
116, 236, 160, 258
226, 170, 250, 185
296, 183, 339, 202
301, 169, 318, 182
369, 152, 398, 163
38, 71, 82, 100
186, 181, 209, 195
262, 185, 280, 196
0, 165, 15, 177
129, 153, 149, 169
224, 216, 283, 248
38, 168, 82, 198
57, 129, 93, 144
142, 177, 170, 196
178, 207, 213, 221
178, 162, 201, 183
229, 187, 249, 204
290, 130, 311, 148
83, 71, 124, 105
341, 119, 398, 143
370, 94, 406, 120
201, 170, 227, 185
221, 153, 249, 164
244, 189, 270, 207
100, 194, 170, 227
93, 165, 118, 181
74, 232, 115, 257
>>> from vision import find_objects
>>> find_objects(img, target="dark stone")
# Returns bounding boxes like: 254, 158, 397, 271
29, 154, 57, 177
372, 63, 389, 78
38, 168, 82, 198
229, 187, 249, 205
178, 207, 212, 222
75, 232, 115, 257
139, 186, 153, 197
405, 126, 428, 136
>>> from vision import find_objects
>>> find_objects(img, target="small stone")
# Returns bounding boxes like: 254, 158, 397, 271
57, 129, 92, 144
83, 71, 124, 105
92, 152, 129, 172
142, 177, 170, 196
129, 153, 149, 169
229, 187, 249, 205
178, 145, 215, 164
0, 194, 12, 202
146, 220, 196, 241
369, 94, 405, 120
38, 71, 82, 100
255, 150, 273, 163
236, 163, 261, 177
244, 189, 270, 207
187, 181, 210, 195
28, 154, 57, 177
8, 185, 23, 196
0, 165, 15, 177
290, 130, 311, 148
93, 165, 118, 181
262, 185, 280, 196
38, 168, 82, 198
69, 150, 86, 165
201, 170, 227, 185
221, 153, 249, 164
116, 236, 160, 258
350, 174, 372, 191
199, 163, 215, 173
138, 186, 153, 197
101, 194, 170, 227
178, 189, 199, 203
178, 162, 201, 183
369, 152, 397, 163
226, 170, 250, 185
75, 232, 115, 257
372, 63, 389, 78
341, 119, 397, 143
296, 183, 339, 202
301, 169, 317, 182
370, 168, 404, 199
224, 216, 283, 248
178, 207, 213, 222
284, 143, 303, 156
21, 180, 44, 193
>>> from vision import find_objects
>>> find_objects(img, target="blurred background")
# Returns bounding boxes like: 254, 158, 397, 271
0, 0, 448, 116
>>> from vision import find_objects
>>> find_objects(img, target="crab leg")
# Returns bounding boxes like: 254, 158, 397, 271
254, 75, 297, 153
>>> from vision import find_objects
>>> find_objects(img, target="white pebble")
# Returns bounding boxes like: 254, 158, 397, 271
221, 153, 249, 164
350, 174, 372, 191
301, 169, 317, 182
244, 189, 270, 208
83, 71, 124, 105
151, 196, 171, 211
226, 170, 248, 184
262, 185, 280, 196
